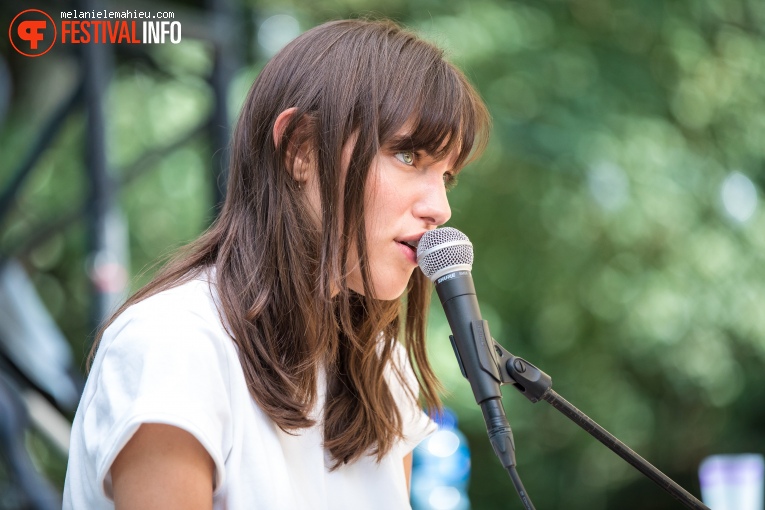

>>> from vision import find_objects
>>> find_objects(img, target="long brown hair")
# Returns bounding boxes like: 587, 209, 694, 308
90, 19, 490, 467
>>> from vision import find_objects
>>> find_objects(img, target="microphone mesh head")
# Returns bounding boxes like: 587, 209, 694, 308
417, 227, 474, 280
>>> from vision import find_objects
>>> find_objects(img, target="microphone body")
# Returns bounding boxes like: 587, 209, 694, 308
417, 228, 517, 471
433, 269, 502, 404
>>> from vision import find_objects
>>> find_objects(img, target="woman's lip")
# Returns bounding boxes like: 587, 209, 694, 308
397, 236, 422, 247
394, 234, 424, 253
396, 241, 417, 265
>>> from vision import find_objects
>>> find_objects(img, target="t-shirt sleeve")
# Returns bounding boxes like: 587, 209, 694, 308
389, 343, 438, 456
80, 292, 233, 500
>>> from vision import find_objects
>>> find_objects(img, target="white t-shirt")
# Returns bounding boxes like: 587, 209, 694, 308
63, 272, 436, 509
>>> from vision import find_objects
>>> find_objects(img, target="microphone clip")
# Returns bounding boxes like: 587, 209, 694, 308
449, 319, 553, 404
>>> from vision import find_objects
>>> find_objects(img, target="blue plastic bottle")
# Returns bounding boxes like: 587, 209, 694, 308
411, 409, 471, 510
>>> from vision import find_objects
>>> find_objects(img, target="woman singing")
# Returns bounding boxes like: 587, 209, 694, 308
64, 18, 490, 509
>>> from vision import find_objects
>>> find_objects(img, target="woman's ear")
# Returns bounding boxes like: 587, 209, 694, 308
273, 107, 313, 184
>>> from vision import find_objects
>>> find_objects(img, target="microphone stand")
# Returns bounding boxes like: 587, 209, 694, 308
452, 320, 710, 509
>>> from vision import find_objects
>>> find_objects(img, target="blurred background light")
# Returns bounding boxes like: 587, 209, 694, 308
257, 14, 301, 57
412, 409, 470, 510
721, 171, 757, 223
699, 454, 764, 510
427, 430, 461, 458
587, 161, 630, 212
428, 486, 462, 510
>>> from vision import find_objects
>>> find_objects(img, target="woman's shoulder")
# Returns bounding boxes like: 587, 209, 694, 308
96, 270, 232, 368
113, 270, 220, 329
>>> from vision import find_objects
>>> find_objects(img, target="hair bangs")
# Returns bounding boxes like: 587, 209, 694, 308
379, 59, 489, 173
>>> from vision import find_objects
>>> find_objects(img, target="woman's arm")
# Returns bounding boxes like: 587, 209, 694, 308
111, 423, 215, 510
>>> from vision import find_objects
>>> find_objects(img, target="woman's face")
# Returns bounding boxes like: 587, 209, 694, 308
354, 146, 454, 299
302, 126, 455, 300
309, 129, 456, 300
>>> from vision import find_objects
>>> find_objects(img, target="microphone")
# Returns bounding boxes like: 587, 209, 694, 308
417, 227, 518, 472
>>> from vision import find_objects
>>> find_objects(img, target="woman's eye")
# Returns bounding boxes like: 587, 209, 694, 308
394, 151, 415, 166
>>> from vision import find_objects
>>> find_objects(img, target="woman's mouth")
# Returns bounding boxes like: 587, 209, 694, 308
396, 239, 418, 264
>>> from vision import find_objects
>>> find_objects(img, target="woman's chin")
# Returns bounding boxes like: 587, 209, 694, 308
372, 279, 412, 301
348, 281, 409, 301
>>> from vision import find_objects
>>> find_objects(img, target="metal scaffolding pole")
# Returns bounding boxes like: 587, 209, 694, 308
77, 0, 128, 330
207, 0, 239, 213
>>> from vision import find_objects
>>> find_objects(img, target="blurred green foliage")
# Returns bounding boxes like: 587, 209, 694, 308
2, 0, 765, 508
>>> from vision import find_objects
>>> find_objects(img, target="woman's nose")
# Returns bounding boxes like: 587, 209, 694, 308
413, 176, 452, 227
